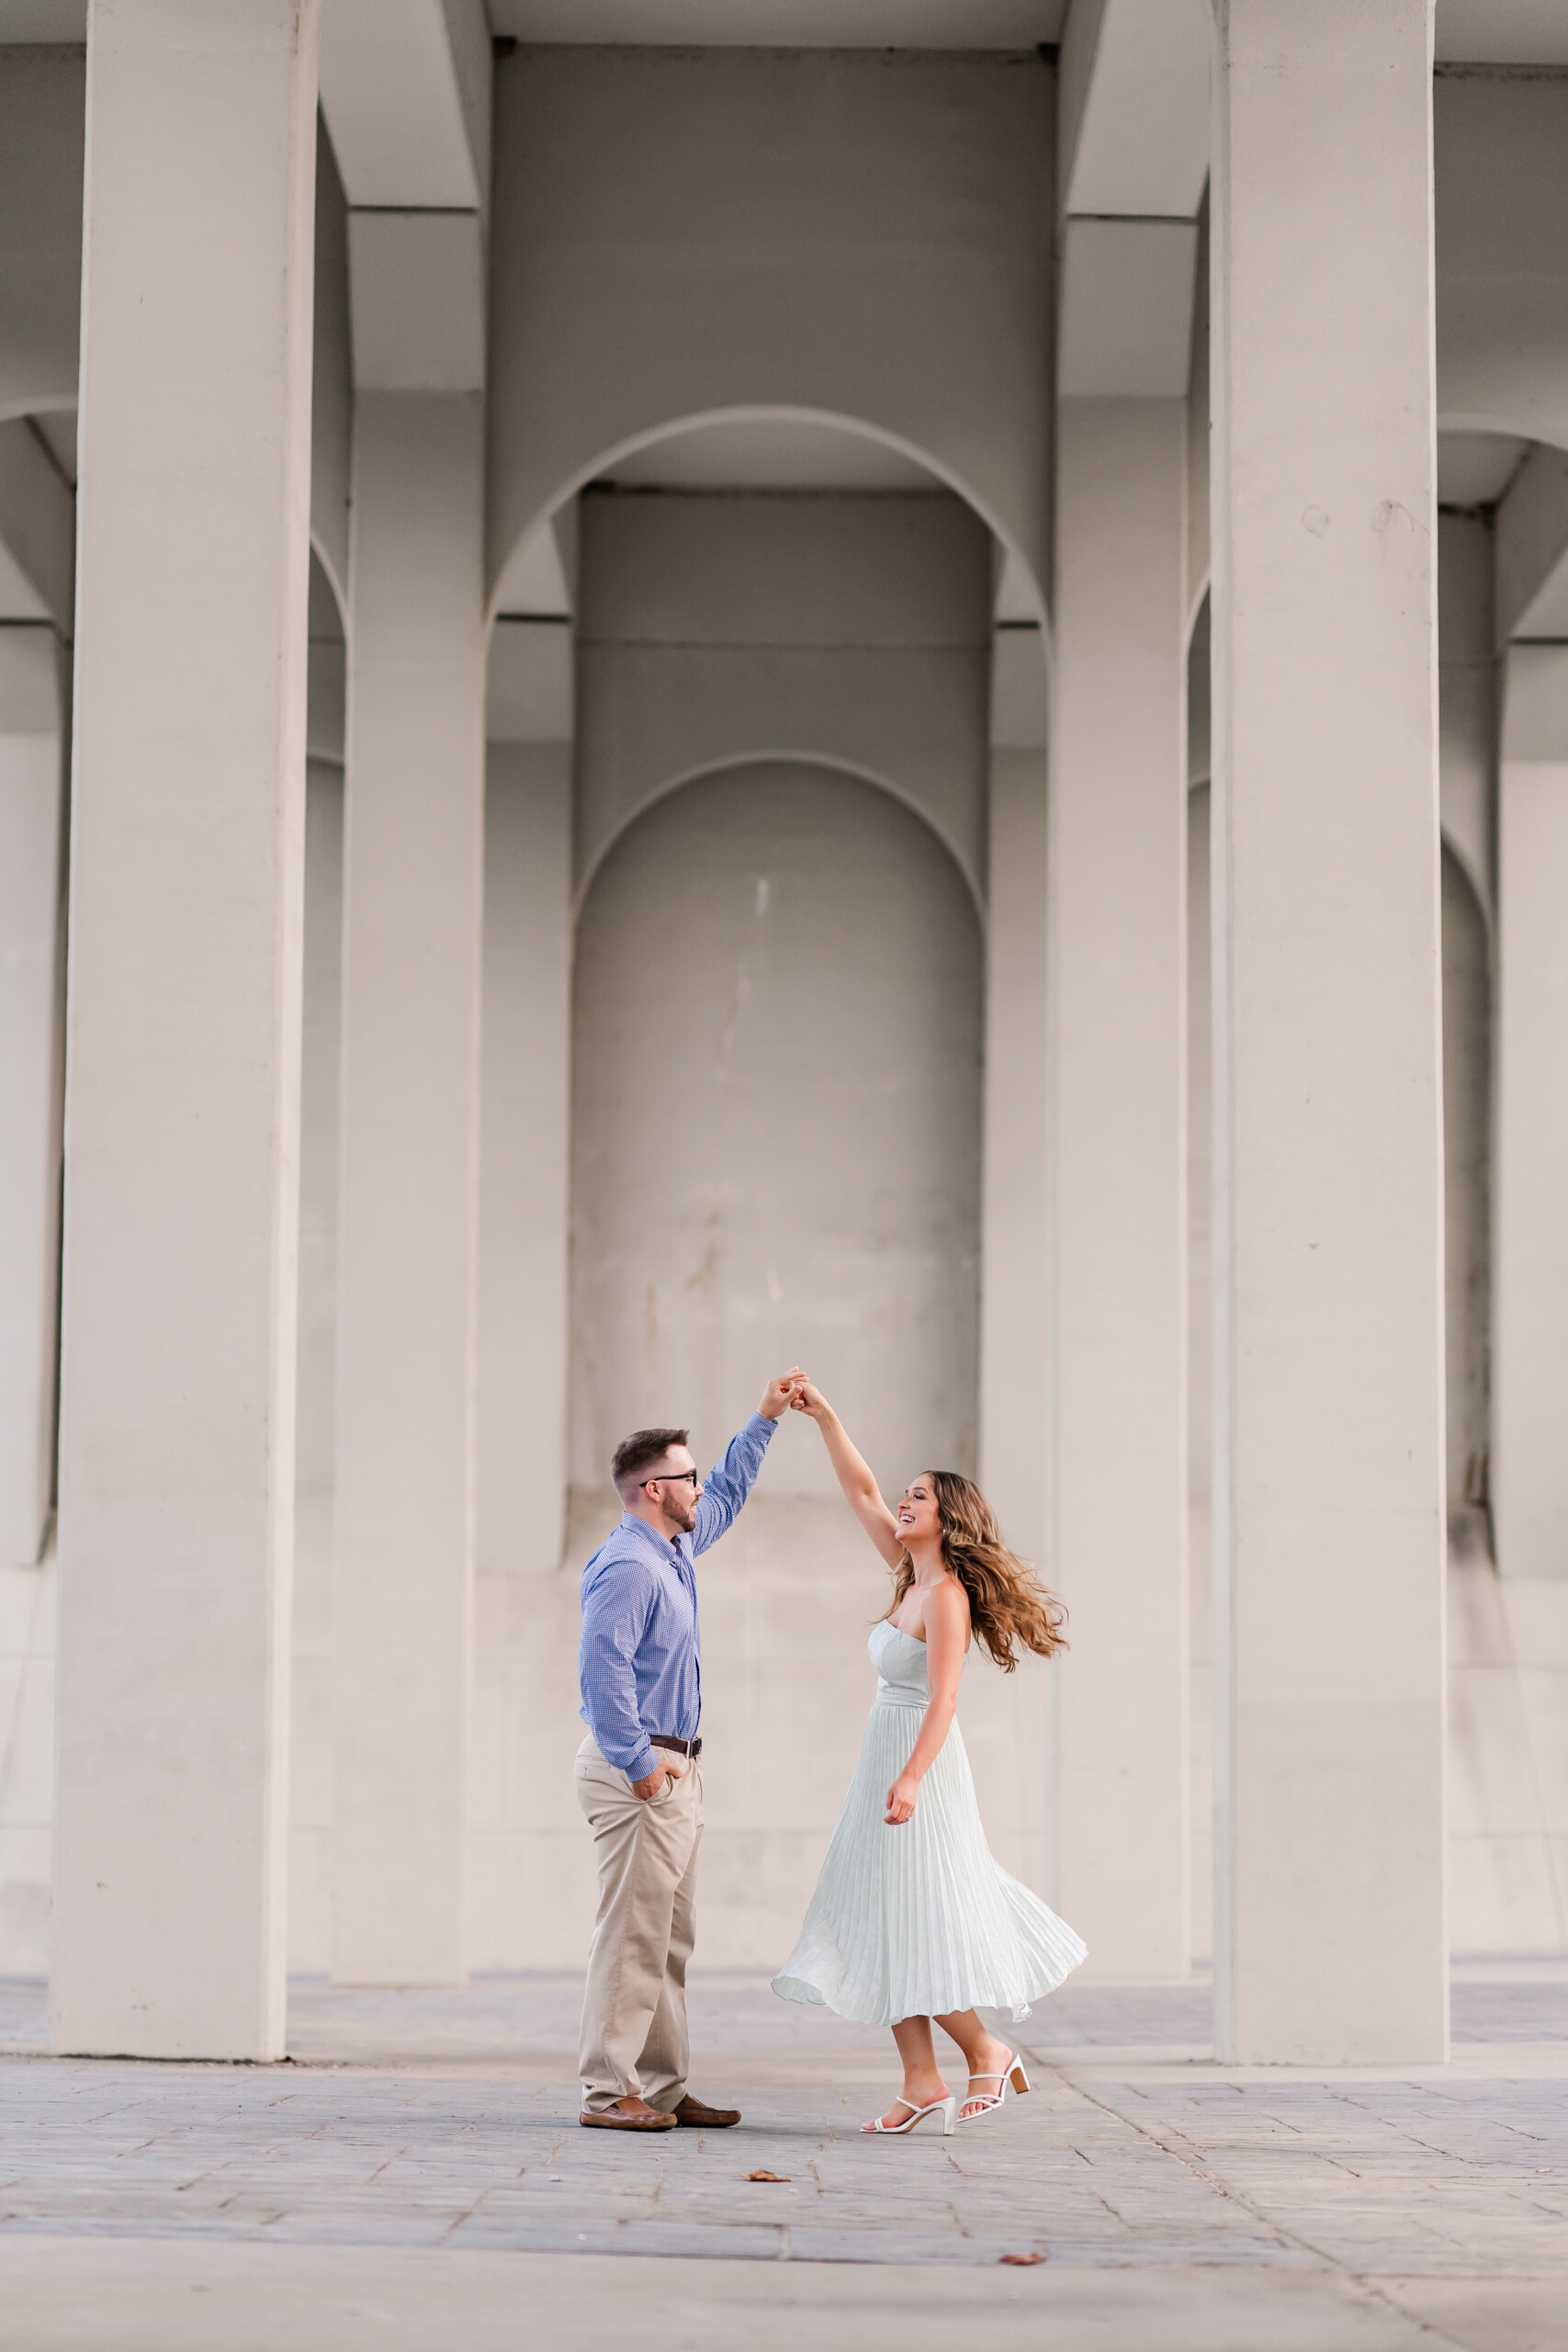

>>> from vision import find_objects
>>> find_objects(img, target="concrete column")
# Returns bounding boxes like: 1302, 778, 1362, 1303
0, 628, 67, 1573
478, 741, 572, 1579
1494, 645, 1568, 1582
334, 393, 484, 1984
1049, 399, 1190, 1979
52, 0, 317, 2060
1210, 0, 1447, 2064
980, 748, 1049, 1577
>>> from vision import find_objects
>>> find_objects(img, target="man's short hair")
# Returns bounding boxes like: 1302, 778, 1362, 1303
612, 1426, 690, 1500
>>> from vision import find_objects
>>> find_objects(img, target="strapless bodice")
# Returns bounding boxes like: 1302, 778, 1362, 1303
869, 1618, 935, 1709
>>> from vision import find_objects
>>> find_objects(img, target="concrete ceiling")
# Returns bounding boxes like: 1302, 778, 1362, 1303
489, 2, 1065, 42
6, 0, 1568, 64
0, 2, 84, 31
1436, 1, 1568, 64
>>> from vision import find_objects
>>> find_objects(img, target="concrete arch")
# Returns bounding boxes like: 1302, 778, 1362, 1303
310, 533, 348, 642
1441, 819, 1494, 946
1439, 410, 1568, 462
488, 403, 1053, 660
487, 45, 1055, 633
572, 748, 987, 932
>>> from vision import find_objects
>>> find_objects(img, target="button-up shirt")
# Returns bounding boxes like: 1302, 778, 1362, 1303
578, 1412, 778, 1783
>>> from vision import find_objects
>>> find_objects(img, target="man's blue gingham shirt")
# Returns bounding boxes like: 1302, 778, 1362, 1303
578, 1413, 777, 1783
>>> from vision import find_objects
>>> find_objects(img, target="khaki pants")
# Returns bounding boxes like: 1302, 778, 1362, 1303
575, 1735, 704, 2113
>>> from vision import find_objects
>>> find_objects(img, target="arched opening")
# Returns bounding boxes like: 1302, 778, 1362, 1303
569, 759, 983, 1498
562, 758, 983, 1963
475, 408, 1035, 1967
489, 404, 1052, 641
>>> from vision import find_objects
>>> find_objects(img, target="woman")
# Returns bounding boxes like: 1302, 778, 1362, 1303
772, 1384, 1086, 2134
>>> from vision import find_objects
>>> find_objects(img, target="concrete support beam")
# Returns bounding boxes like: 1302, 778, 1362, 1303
1494, 645, 1568, 1583
1058, 220, 1200, 400
0, 628, 67, 1573
334, 392, 485, 1984
52, 0, 318, 2061
1049, 397, 1190, 1979
319, 0, 490, 211
1209, 0, 1447, 2064
1060, 0, 1211, 220
478, 741, 572, 1579
1495, 441, 1568, 650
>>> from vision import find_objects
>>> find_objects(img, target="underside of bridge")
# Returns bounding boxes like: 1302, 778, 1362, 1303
0, 1, 1564, 2109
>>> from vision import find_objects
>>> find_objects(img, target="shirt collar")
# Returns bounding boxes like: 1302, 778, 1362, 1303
619, 1510, 686, 1567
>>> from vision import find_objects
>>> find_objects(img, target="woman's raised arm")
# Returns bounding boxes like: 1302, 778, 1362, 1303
791, 1383, 903, 1567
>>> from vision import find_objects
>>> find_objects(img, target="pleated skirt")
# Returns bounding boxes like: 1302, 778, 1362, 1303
771, 1701, 1088, 2028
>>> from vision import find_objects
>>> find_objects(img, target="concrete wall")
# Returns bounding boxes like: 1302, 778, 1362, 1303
487, 46, 1055, 593
574, 487, 991, 905
570, 761, 982, 1496
1438, 509, 1496, 910
289, 760, 344, 1973
1442, 847, 1492, 1544
1450, 1568, 1568, 1951
1187, 779, 1213, 1963
0, 46, 83, 421
478, 740, 572, 1581
1437, 71, 1568, 449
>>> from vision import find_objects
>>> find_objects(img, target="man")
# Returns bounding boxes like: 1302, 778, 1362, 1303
575, 1370, 803, 2132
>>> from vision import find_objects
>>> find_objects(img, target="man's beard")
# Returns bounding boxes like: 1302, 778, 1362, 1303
670, 1495, 697, 1533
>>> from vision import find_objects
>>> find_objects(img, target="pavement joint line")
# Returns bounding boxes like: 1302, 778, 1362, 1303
1051, 2064, 1485, 2351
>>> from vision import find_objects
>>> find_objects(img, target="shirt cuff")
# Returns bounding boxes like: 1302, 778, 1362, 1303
749, 1408, 780, 1435
625, 1741, 659, 1784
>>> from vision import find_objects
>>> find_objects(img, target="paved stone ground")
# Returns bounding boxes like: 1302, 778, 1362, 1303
1, 1967, 1565, 2349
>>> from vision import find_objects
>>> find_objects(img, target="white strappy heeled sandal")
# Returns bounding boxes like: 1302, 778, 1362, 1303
861, 2093, 957, 2137
959, 2052, 1031, 2121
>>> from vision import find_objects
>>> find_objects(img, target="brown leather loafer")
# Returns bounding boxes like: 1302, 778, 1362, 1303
673, 2093, 741, 2128
581, 2097, 677, 2131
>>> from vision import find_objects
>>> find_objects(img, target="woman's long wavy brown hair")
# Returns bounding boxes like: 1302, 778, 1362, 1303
887, 1471, 1067, 1671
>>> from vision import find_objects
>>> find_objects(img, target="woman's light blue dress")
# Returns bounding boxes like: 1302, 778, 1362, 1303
772, 1620, 1087, 2028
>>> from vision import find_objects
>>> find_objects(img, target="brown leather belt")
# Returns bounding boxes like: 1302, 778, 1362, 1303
650, 1735, 702, 1758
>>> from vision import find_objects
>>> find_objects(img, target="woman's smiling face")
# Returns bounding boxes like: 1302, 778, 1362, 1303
896, 1474, 942, 1549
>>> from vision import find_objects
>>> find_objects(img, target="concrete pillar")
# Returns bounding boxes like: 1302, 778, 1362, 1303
1048, 399, 1190, 1979
1210, 0, 1447, 2064
980, 747, 1049, 1578
977, 740, 1055, 1903
1494, 645, 1568, 1582
52, 0, 317, 2060
334, 393, 484, 1984
478, 741, 572, 1579
0, 628, 67, 1573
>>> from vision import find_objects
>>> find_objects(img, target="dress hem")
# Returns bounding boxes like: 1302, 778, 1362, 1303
771, 1969, 1052, 2030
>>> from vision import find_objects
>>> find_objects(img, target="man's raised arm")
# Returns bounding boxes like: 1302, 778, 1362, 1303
691, 1368, 803, 1555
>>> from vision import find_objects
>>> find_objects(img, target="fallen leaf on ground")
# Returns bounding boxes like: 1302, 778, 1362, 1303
745, 2168, 791, 2182
999, 2252, 1046, 2267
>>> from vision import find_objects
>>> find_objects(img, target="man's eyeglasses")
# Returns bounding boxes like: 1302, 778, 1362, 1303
647, 1468, 700, 1489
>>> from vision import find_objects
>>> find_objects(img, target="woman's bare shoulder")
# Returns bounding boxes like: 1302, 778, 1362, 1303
925, 1577, 971, 1634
